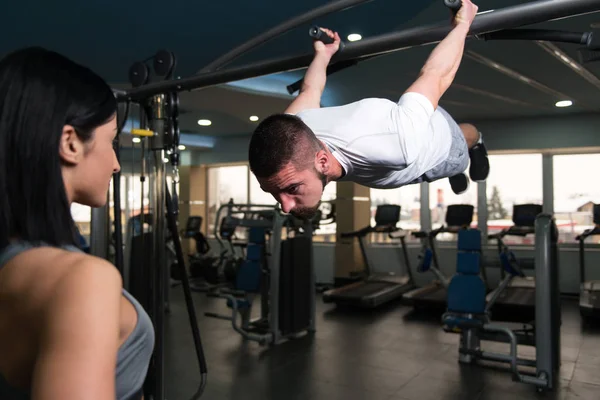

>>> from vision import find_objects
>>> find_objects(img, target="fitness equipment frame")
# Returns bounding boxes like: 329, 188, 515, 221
205, 202, 316, 345
443, 214, 560, 391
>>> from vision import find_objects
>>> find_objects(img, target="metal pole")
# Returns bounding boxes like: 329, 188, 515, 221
90, 204, 110, 259
149, 94, 167, 400
269, 213, 284, 344
420, 183, 431, 232
543, 155, 554, 214
534, 213, 559, 390
200, 0, 373, 72
120, 0, 600, 101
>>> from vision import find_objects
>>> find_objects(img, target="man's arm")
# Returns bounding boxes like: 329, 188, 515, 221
285, 28, 340, 115
405, 0, 478, 109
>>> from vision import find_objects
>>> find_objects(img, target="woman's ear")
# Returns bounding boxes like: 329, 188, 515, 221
58, 125, 85, 165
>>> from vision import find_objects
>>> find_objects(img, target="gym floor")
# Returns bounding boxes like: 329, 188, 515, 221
164, 291, 600, 400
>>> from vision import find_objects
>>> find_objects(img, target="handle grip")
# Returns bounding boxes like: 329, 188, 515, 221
309, 26, 345, 51
444, 0, 462, 14
309, 26, 334, 44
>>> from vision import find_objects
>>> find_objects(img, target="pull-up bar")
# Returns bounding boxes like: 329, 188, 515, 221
120, 0, 600, 101
199, 0, 371, 72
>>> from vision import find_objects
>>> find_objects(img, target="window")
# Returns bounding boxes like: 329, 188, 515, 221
553, 154, 600, 243
314, 182, 337, 241
429, 177, 478, 241
249, 173, 277, 206
487, 154, 543, 245
207, 165, 249, 235
71, 203, 91, 242
370, 185, 421, 243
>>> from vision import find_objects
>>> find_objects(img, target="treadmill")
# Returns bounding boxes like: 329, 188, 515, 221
486, 204, 542, 323
322, 204, 415, 308
577, 203, 600, 318
403, 204, 476, 311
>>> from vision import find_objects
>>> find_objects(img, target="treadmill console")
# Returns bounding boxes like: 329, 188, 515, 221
512, 204, 543, 227
183, 216, 203, 238
445, 204, 474, 228
374, 204, 401, 228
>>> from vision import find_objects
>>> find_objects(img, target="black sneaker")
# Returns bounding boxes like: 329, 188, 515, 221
449, 173, 469, 195
469, 141, 490, 182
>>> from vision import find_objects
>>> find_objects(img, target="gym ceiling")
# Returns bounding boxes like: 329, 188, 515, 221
3, 0, 600, 141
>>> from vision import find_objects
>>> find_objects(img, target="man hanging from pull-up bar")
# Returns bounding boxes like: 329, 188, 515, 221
248, 0, 489, 219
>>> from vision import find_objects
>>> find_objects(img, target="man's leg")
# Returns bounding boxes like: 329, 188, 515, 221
459, 123, 489, 181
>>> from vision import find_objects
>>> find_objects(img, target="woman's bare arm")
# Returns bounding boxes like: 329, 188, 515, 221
31, 256, 123, 400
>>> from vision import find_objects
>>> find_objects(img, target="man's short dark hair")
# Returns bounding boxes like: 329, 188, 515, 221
248, 113, 323, 178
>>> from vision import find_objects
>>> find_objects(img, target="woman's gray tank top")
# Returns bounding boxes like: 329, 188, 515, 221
0, 241, 155, 400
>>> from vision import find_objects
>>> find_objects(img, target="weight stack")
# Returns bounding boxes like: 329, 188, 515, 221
279, 236, 312, 336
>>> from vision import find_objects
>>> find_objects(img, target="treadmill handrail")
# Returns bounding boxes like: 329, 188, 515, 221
341, 224, 398, 238
576, 226, 600, 241
389, 229, 409, 239
411, 225, 447, 239
492, 225, 535, 239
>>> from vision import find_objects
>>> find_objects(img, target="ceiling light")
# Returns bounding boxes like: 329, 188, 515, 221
197, 119, 212, 126
163, 157, 170, 163
249, 115, 259, 122
178, 144, 186, 150
555, 100, 573, 108
347, 33, 362, 42
132, 137, 141, 144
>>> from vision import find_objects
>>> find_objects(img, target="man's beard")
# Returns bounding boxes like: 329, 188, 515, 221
290, 168, 327, 220
291, 205, 320, 219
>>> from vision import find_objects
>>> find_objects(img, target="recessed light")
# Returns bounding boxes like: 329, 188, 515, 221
178, 144, 186, 150
347, 33, 362, 42
132, 137, 141, 144
555, 100, 573, 108
197, 119, 212, 126
249, 115, 259, 122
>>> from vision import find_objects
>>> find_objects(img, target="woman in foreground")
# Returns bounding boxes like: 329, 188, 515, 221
0, 47, 154, 400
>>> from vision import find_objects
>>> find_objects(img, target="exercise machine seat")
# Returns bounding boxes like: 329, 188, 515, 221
446, 274, 486, 314
446, 229, 486, 315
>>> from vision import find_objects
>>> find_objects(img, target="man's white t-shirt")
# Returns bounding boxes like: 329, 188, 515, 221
295, 92, 454, 189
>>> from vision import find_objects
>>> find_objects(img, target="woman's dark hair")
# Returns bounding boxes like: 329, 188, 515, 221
0, 47, 117, 249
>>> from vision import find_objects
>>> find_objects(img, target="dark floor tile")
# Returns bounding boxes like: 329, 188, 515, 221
479, 370, 568, 400
572, 364, 600, 385
299, 380, 394, 400
346, 348, 428, 376
561, 333, 583, 349
560, 362, 576, 381
576, 354, 600, 368
564, 381, 600, 400
281, 356, 416, 395
394, 374, 483, 400
477, 389, 563, 400
562, 346, 581, 363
